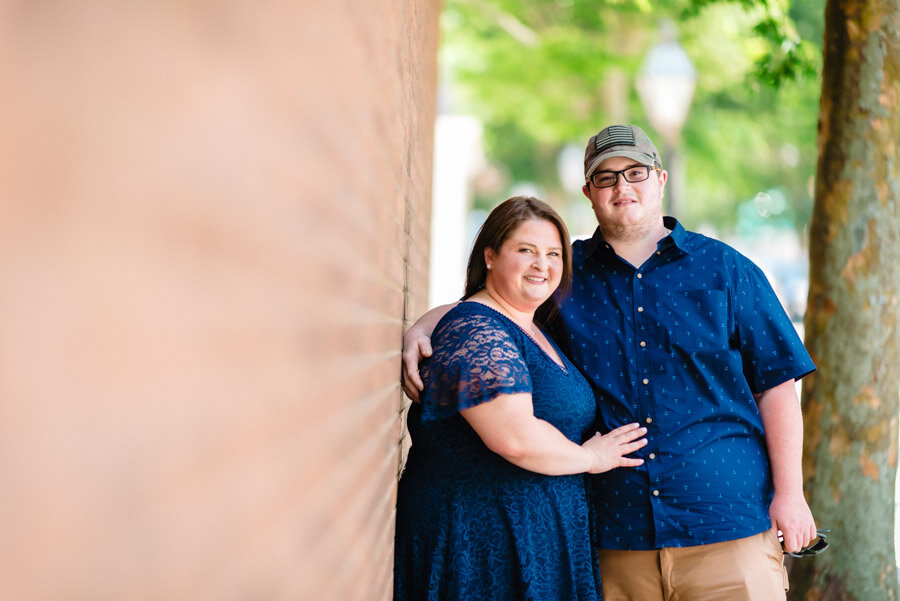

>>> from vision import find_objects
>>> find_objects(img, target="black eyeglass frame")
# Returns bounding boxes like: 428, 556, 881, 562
783, 529, 830, 558
586, 164, 661, 189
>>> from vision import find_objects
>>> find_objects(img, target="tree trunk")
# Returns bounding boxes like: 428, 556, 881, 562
791, 0, 900, 599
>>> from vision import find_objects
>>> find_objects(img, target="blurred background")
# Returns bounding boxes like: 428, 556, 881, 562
429, 0, 824, 328
0, 1, 896, 600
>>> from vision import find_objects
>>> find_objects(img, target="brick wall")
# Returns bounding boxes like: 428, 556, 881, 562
0, 2, 438, 600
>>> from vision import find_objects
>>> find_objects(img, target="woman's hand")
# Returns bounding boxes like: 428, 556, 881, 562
582, 423, 648, 474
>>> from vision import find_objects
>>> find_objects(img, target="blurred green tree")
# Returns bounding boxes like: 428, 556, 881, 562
439, 0, 823, 235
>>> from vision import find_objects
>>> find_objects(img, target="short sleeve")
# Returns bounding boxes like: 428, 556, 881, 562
733, 260, 816, 392
419, 309, 532, 422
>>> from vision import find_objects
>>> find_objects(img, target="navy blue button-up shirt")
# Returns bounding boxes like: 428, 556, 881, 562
554, 218, 815, 550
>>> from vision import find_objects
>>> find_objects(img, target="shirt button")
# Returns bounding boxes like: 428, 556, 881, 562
636, 273, 643, 279
642, 378, 649, 385
640, 341, 647, 347
637, 306, 644, 312
652, 490, 660, 497
649, 453, 656, 460
645, 417, 653, 424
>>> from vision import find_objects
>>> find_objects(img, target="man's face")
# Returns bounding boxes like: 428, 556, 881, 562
581, 155, 667, 240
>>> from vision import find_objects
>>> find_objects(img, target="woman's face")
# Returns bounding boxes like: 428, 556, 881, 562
484, 218, 563, 312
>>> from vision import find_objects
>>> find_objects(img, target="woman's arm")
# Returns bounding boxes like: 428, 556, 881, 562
460, 392, 647, 476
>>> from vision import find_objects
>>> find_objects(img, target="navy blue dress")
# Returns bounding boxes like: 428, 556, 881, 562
394, 302, 601, 601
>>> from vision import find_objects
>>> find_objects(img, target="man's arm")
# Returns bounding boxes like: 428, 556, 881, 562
400, 303, 457, 401
755, 379, 818, 553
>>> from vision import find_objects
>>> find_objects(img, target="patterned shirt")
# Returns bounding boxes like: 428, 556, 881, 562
553, 217, 815, 550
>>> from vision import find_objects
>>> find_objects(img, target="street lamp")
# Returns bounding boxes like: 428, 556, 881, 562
636, 21, 696, 217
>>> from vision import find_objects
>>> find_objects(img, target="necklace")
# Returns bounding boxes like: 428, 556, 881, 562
479, 289, 535, 332
475, 290, 567, 372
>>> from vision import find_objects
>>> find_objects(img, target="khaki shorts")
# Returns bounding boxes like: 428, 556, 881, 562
597, 528, 788, 601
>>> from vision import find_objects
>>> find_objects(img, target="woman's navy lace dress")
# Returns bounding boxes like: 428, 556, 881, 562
394, 302, 601, 601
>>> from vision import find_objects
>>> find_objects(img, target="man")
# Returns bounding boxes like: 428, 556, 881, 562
402, 124, 818, 600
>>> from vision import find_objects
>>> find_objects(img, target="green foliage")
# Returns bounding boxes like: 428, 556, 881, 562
440, 0, 825, 235
751, 16, 819, 85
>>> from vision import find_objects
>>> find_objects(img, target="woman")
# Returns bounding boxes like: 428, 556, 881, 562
393, 196, 647, 601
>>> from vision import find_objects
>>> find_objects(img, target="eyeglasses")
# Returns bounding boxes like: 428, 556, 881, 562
783, 529, 830, 558
587, 164, 660, 188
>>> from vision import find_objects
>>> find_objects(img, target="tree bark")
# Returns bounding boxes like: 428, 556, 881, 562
791, 0, 900, 599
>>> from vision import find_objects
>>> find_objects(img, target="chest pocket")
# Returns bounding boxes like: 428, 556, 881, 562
664, 289, 730, 351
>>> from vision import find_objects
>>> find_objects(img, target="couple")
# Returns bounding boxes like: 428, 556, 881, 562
394, 124, 819, 601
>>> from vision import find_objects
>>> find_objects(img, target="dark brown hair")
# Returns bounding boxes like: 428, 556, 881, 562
463, 196, 572, 326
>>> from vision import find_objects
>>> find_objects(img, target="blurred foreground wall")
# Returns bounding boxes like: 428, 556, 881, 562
0, 2, 438, 600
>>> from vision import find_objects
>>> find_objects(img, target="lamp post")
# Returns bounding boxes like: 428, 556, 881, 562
636, 21, 696, 217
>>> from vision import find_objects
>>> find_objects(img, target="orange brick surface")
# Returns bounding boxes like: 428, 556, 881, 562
0, 2, 439, 600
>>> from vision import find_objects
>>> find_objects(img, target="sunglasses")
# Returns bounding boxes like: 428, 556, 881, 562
781, 529, 830, 558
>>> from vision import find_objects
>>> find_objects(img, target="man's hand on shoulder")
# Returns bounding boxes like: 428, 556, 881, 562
399, 303, 458, 402
401, 330, 432, 403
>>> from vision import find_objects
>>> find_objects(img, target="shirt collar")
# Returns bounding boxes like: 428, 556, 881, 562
585, 216, 691, 257
663, 216, 690, 253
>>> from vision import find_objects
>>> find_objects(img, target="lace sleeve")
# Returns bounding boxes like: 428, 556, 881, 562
420, 310, 532, 422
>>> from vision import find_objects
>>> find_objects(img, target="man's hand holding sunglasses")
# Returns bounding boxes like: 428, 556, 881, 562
780, 529, 830, 558
769, 488, 818, 554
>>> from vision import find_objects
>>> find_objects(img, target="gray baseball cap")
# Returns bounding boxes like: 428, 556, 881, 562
584, 124, 662, 180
